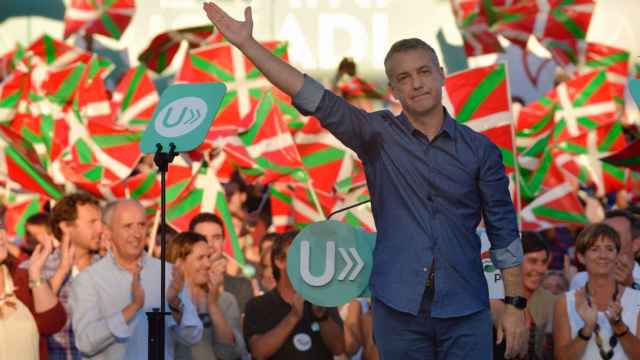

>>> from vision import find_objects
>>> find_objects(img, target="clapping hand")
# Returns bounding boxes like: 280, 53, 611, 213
207, 253, 226, 301
575, 288, 598, 330
167, 262, 185, 304
28, 240, 53, 280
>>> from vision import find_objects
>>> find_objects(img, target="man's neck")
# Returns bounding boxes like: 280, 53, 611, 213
405, 106, 445, 141
74, 248, 93, 271
112, 252, 141, 273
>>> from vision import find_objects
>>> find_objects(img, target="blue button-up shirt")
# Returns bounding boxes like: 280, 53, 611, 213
293, 75, 522, 318
70, 252, 203, 359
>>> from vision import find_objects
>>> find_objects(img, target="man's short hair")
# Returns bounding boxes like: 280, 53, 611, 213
188, 212, 225, 235
102, 199, 143, 228
25, 212, 50, 228
576, 222, 621, 255
522, 231, 550, 257
384, 38, 440, 79
51, 193, 100, 240
271, 231, 299, 282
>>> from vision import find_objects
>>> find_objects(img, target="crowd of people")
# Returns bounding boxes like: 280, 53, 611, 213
0, 182, 639, 359
1, 1, 640, 359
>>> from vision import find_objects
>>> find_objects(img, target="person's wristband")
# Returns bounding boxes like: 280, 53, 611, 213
577, 327, 592, 341
614, 325, 629, 338
29, 277, 46, 289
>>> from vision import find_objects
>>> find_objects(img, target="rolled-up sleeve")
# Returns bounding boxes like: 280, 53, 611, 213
169, 288, 203, 346
71, 272, 121, 356
478, 138, 522, 269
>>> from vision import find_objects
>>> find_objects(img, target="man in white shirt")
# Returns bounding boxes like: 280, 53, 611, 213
71, 199, 203, 359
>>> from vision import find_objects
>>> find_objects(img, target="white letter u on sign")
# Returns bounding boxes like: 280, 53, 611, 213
300, 240, 335, 286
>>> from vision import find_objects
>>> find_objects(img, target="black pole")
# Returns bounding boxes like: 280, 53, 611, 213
326, 199, 371, 219
147, 142, 177, 360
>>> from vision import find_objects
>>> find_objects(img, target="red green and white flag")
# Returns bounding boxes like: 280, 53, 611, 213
0, 44, 25, 82
176, 41, 294, 134
583, 43, 630, 100
0, 127, 63, 200
489, 0, 595, 70
26, 34, 92, 69
443, 63, 516, 175
294, 116, 364, 194
554, 122, 627, 195
269, 179, 328, 233
228, 91, 305, 185
602, 139, 640, 172
330, 185, 375, 232
138, 25, 223, 74
3, 194, 47, 238
111, 65, 159, 129
64, 0, 136, 40
450, 0, 502, 57
167, 161, 246, 266
520, 180, 587, 231
551, 70, 617, 143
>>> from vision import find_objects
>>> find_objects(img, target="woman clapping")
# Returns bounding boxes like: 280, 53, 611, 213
554, 223, 640, 359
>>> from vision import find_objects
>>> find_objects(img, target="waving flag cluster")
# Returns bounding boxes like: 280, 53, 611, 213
2, 0, 639, 241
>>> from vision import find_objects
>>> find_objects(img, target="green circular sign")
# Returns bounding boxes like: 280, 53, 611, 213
287, 220, 375, 307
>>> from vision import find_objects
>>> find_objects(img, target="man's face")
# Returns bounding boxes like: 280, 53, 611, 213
521, 250, 549, 294
108, 202, 147, 261
65, 204, 103, 252
604, 216, 631, 255
541, 274, 567, 296
387, 48, 444, 118
193, 221, 224, 256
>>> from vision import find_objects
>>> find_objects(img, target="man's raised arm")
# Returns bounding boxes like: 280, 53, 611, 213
203, 2, 304, 97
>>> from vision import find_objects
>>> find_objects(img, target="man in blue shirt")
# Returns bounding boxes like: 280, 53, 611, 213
203, 3, 528, 359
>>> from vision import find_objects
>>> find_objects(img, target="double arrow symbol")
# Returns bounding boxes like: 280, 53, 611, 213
337, 248, 364, 281
299, 241, 364, 286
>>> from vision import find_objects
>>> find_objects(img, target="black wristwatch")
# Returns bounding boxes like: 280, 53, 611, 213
504, 296, 527, 310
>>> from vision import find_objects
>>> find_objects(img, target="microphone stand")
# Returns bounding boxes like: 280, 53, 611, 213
147, 142, 177, 360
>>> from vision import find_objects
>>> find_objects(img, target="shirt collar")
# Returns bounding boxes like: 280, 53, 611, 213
107, 250, 149, 272
397, 106, 457, 139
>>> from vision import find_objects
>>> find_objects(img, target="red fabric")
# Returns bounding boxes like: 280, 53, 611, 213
11, 268, 67, 360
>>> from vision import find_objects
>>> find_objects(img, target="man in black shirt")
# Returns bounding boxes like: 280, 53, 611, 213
243, 231, 345, 359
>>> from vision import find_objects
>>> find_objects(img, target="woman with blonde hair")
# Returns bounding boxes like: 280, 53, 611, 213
553, 223, 640, 359
167, 231, 247, 360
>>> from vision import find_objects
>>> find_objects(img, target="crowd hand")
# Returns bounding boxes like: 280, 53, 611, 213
289, 293, 305, 321
497, 304, 528, 359
0, 230, 7, 264
575, 288, 598, 330
28, 241, 53, 280
203, 2, 253, 48
167, 262, 185, 304
131, 265, 145, 309
605, 300, 623, 325
614, 254, 634, 287
57, 234, 76, 274
563, 255, 577, 283
207, 254, 226, 301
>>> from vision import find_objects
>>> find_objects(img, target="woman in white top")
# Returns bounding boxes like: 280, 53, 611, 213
554, 223, 640, 360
